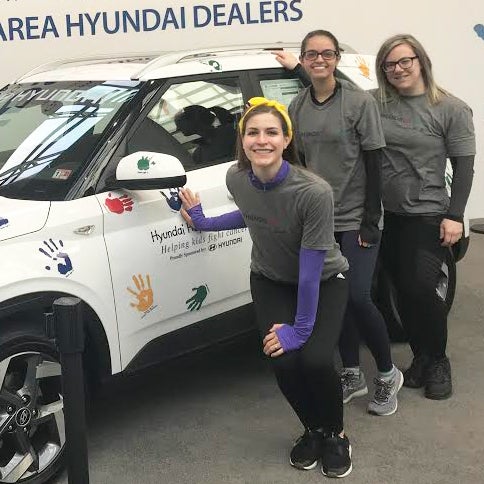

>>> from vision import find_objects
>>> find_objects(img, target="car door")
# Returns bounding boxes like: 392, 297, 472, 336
97, 73, 256, 369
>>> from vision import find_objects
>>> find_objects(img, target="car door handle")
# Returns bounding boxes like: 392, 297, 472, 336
74, 225, 95, 235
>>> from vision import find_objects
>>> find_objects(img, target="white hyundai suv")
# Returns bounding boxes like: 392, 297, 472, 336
0, 44, 464, 483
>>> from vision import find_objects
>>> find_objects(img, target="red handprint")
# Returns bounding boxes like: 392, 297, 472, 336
105, 193, 134, 214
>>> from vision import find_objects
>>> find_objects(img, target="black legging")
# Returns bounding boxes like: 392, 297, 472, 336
336, 230, 393, 372
250, 271, 348, 434
380, 212, 449, 359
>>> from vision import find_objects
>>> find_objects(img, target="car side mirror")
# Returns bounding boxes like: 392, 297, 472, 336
111, 151, 187, 190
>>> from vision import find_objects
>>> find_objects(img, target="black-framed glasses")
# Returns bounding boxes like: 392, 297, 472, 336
301, 49, 339, 61
382, 56, 419, 73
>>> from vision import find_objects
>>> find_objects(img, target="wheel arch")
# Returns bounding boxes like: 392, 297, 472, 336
0, 291, 112, 383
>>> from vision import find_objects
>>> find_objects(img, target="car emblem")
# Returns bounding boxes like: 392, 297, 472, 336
16, 408, 32, 427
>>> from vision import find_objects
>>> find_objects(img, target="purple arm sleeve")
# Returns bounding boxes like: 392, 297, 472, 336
187, 204, 246, 231
275, 247, 326, 352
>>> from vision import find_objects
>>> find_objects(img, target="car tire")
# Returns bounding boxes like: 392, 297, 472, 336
0, 331, 65, 483
373, 248, 457, 343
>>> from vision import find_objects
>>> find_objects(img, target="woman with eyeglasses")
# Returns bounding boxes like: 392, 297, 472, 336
179, 97, 352, 477
273, 30, 403, 416
373, 34, 475, 400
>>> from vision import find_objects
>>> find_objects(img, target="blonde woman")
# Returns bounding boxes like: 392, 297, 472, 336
374, 34, 475, 399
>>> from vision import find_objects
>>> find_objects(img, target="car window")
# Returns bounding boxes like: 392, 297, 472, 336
126, 77, 244, 171
251, 69, 305, 107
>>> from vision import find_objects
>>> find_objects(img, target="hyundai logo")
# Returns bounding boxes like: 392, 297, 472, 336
15, 408, 32, 427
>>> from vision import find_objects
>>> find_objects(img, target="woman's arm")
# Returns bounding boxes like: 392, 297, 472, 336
440, 155, 475, 246
179, 187, 246, 231
263, 247, 326, 356
271, 50, 311, 87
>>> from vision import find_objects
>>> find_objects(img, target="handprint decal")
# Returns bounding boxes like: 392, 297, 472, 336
356, 56, 370, 79
186, 284, 209, 311
105, 193, 134, 214
39, 239, 73, 276
161, 188, 182, 211
127, 274, 154, 313
475, 24, 484, 41
137, 156, 151, 171
0, 217, 8, 228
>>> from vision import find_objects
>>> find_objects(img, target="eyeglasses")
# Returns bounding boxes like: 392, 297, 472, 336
382, 56, 419, 73
301, 49, 339, 61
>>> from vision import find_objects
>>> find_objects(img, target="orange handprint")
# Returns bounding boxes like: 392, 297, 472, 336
356, 56, 370, 79
127, 274, 154, 313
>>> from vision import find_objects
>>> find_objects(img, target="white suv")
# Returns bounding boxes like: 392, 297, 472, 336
0, 44, 463, 483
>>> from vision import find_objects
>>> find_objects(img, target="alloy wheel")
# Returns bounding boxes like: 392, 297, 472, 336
0, 352, 64, 483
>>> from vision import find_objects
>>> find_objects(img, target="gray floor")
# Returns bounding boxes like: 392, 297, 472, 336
54, 232, 484, 484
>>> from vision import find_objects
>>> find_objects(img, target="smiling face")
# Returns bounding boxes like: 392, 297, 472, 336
384, 43, 426, 96
300, 34, 339, 83
242, 112, 289, 180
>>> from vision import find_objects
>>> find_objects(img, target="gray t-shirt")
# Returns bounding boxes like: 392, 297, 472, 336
289, 79, 385, 232
372, 92, 476, 214
226, 164, 348, 283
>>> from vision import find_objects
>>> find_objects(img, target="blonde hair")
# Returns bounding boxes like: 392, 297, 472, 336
375, 34, 448, 106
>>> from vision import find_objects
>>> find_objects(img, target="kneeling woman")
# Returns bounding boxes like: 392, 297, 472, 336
179, 97, 352, 478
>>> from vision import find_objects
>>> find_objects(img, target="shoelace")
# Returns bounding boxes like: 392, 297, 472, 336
341, 372, 358, 390
373, 378, 393, 403
322, 433, 348, 457
427, 360, 448, 383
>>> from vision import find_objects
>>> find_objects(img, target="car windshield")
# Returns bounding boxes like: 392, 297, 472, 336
0, 80, 141, 201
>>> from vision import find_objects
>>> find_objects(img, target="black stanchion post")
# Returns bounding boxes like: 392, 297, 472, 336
53, 297, 90, 484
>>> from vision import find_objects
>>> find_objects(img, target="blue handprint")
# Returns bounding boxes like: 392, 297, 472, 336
39, 239, 73, 276
474, 24, 484, 40
0, 217, 8, 228
186, 284, 209, 311
161, 188, 182, 211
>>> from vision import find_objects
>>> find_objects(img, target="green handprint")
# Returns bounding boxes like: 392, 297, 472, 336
137, 156, 151, 171
186, 284, 209, 311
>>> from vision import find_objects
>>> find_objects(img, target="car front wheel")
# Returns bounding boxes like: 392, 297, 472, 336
0, 334, 65, 483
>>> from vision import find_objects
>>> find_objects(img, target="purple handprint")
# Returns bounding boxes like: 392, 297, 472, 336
39, 239, 73, 276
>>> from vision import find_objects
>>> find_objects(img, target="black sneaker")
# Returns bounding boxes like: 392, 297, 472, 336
403, 355, 430, 388
321, 433, 352, 478
425, 357, 452, 400
289, 429, 323, 470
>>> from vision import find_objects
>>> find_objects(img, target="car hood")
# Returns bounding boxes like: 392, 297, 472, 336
0, 197, 50, 241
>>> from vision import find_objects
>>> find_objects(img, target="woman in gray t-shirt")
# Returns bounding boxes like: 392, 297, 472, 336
374, 34, 475, 400
179, 98, 352, 478
273, 30, 403, 416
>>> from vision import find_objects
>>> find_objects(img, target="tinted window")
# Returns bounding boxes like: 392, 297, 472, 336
126, 77, 244, 170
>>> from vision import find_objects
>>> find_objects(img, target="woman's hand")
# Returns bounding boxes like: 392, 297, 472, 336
271, 50, 300, 70
440, 218, 463, 247
179, 188, 200, 227
263, 323, 285, 358
179, 187, 200, 209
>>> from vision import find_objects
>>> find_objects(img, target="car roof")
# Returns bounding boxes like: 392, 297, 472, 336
16, 42, 364, 83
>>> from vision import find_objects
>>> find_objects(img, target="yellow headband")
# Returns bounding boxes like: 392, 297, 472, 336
238, 96, 293, 142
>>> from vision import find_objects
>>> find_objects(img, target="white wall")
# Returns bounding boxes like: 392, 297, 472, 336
1, 0, 483, 218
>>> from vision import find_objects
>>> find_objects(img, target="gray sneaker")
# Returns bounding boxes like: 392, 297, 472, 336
341, 369, 368, 404
367, 368, 404, 416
